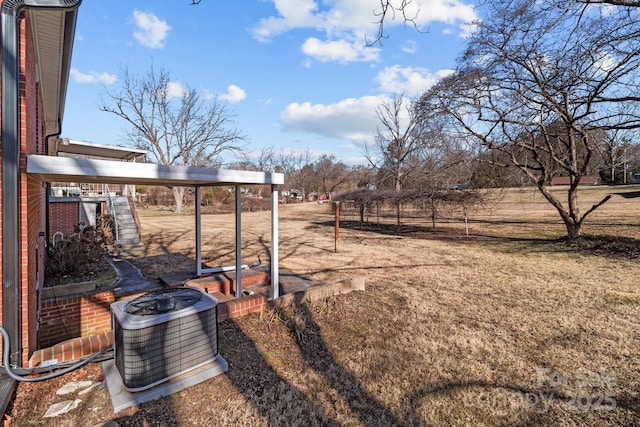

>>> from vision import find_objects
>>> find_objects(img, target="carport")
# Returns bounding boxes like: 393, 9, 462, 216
27, 154, 285, 300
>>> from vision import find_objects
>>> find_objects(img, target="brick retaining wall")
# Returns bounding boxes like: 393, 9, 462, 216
38, 271, 271, 351
39, 290, 115, 348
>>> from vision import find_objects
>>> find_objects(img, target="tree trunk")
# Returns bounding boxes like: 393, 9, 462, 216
429, 201, 436, 230
564, 219, 582, 240
537, 183, 583, 240
172, 187, 185, 214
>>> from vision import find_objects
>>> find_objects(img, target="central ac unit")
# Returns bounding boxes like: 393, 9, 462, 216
111, 287, 219, 392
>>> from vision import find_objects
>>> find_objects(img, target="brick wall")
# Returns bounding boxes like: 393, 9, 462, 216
39, 290, 116, 348
23, 12, 47, 366
49, 201, 81, 239
38, 275, 272, 349
217, 294, 267, 322
0, 11, 46, 366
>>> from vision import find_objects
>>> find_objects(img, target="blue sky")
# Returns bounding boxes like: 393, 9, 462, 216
62, 0, 478, 165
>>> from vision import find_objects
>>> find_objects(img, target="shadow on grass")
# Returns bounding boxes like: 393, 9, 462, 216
312, 219, 488, 242
276, 303, 402, 426
221, 302, 638, 425
319, 220, 640, 260
218, 319, 341, 426
614, 190, 640, 199
104, 285, 639, 426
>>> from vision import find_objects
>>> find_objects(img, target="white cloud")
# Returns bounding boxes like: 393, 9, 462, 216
302, 37, 380, 63
132, 10, 171, 49
220, 85, 247, 103
280, 95, 389, 141
166, 81, 186, 98
376, 65, 454, 96
251, 0, 479, 56
70, 68, 117, 84
251, 0, 321, 42
594, 52, 617, 74
401, 40, 418, 54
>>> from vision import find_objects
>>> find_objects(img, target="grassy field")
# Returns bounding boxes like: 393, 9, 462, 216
9, 185, 640, 426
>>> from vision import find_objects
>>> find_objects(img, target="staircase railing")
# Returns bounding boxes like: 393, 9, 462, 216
105, 184, 119, 242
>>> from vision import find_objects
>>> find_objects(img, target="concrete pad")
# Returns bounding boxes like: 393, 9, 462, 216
102, 354, 228, 413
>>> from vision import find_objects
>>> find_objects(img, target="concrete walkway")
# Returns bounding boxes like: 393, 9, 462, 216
107, 256, 160, 298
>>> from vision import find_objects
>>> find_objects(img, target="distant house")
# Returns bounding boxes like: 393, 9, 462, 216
288, 189, 303, 200
551, 176, 599, 186
306, 192, 330, 202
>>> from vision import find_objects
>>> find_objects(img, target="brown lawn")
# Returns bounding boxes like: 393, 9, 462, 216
8, 185, 640, 426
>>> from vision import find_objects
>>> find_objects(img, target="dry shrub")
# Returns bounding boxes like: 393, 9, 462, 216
97, 214, 115, 245
45, 223, 108, 284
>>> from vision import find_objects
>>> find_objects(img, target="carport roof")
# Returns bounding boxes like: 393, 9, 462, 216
53, 138, 147, 161
27, 155, 284, 187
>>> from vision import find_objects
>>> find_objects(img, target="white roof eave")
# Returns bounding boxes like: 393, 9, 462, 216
27, 155, 284, 187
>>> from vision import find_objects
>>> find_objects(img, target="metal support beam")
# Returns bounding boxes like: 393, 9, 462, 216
235, 185, 242, 298
270, 185, 279, 300
195, 187, 202, 276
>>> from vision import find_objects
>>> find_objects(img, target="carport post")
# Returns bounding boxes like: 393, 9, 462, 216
270, 185, 279, 300
235, 185, 243, 298
195, 187, 202, 276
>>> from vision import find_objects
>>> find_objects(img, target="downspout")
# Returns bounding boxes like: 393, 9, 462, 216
44, 128, 61, 247
40, 130, 60, 349
1, 0, 81, 367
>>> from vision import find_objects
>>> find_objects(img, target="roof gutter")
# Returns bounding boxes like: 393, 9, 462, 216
1, 0, 81, 367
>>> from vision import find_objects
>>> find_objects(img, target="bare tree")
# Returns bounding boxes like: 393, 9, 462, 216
594, 130, 640, 183
314, 154, 353, 199
100, 66, 245, 213
231, 146, 276, 197
419, 0, 640, 239
368, 0, 422, 45
278, 149, 317, 200
366, 95, 424, 192
366, 95, 425, 225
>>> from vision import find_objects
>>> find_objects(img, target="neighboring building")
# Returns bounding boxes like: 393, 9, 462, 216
47, 139, 147, 246
306, 192, 330, 202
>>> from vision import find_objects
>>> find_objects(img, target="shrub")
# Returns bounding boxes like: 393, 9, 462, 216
45, 223, 108, 284
97, 214, 115, 245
